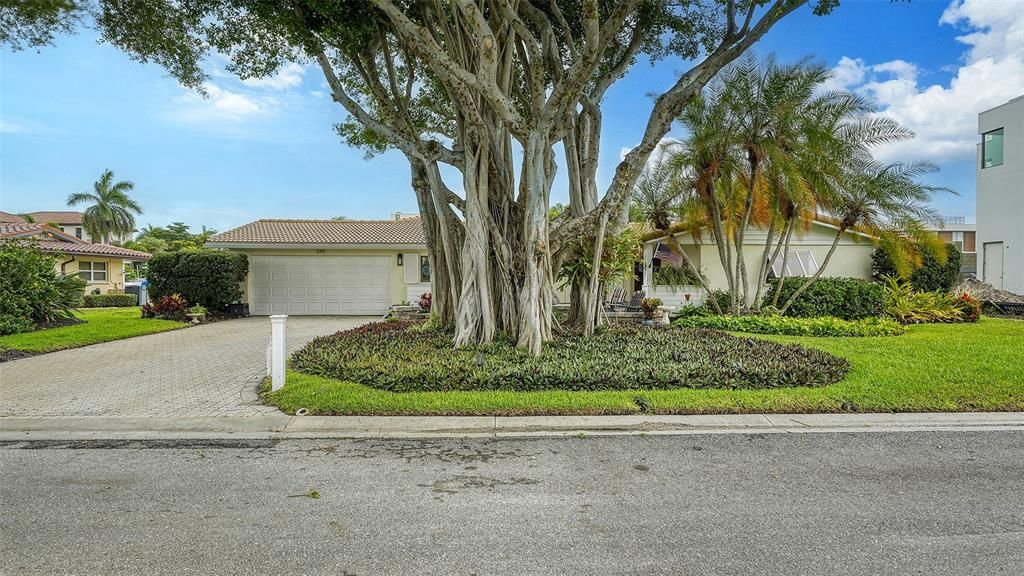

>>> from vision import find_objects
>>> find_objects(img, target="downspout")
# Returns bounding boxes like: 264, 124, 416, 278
60, 255, 76, 276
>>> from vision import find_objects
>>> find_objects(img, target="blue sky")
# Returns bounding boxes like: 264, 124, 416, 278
2, 0, 1021, 233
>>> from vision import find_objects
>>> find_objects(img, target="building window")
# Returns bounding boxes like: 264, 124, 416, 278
78, 261, 108, 282
419, 256, 431, 283
75, 227, 83, 239
771, 249, 819, 277
982, 128, 1004, 168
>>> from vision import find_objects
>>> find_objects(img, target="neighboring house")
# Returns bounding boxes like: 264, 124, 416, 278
206, 217, 430, 315
977, 95, 1024, 294
927, 216, 977, 277
0, 211, 133, 244
0, 223, 151, 293
636, 219, 876, 308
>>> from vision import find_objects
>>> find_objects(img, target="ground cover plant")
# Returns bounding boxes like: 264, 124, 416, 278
0, 307, 185, 356
266, 318, 1023, 416
673, 314, 904, 337
882, 277, 978, 324
291, 321, 850, 393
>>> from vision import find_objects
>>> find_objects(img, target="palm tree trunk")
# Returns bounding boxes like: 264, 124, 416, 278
734, 155, 758, 308
751, 215, 777, 308
778, 226, 845, 315
770, 219, 797, 307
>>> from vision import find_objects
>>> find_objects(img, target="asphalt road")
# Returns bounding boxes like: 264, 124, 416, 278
2, 431, 1022, 575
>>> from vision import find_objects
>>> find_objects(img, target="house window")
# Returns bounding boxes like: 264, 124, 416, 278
75, 227, 83, 239
982, 128, 1004, 168
78, 261, 108, 282
771, 249, 819, 277
419, 256, 431, 283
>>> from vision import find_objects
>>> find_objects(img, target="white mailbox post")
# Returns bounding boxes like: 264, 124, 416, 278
269, 315, 288, 391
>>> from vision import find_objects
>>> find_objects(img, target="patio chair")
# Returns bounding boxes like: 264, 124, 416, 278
611, 290, 645, 312
604, 287, 625, 310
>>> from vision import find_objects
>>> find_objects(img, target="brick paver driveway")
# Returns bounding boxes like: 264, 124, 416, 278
0, 317, 369, 418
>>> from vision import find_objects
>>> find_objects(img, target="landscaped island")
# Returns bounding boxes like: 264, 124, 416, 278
264, 316, 1023, 416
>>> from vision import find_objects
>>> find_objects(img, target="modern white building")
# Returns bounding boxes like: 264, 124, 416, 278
977, 95, 1024, 294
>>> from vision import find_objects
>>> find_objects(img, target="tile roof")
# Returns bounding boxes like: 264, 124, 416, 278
0, 223, 150, 260
29, 240, 152, 261
0, 222, 83, 242
27, 211, 84, 224
207, 218, 426, 246
0, 211, 26, 223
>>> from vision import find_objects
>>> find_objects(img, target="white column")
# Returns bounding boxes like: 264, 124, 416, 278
269, 315, 288, 391
642, 242, 655, 294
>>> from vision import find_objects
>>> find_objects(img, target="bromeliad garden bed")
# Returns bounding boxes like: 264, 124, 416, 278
264, 317, 1024, 416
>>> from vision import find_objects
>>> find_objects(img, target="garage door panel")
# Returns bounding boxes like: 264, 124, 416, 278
251, 255, 392, 315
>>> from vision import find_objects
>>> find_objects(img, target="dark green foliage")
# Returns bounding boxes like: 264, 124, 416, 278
673, 314, 904, 337
0, 240, 85, 335
147, 250, 247, 310
291, 321, 851, 392
771, 277, 883, 320
872, 243, 961, 292
81, 293, 138, 308
708, 290, 731, 313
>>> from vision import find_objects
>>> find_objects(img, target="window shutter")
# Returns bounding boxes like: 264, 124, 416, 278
404, 254, 419, 283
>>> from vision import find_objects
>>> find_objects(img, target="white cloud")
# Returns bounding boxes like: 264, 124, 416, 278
242, 63, 306, 90
827, 0, 1024, 163
171, 82, 276, 123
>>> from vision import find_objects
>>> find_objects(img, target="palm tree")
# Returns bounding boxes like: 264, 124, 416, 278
67, 169, 143, 244
778, 160, 950, 315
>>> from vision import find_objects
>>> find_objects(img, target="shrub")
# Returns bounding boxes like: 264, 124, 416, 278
142, 294, 188, 321
81, 293, 138, 308
771, 277, 883, 320
673, 314, 904, 337
872, 243, 961, 292
147, 250, 248, 311
291, 321, 851, 392
418, 292, 432, 312
0, 240, 85, 335
882, 277, 965, 324
955, 293, 981, 322
640, 297, 663, 319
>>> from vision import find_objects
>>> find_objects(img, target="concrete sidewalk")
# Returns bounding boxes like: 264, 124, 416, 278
1, 412, 1022, 441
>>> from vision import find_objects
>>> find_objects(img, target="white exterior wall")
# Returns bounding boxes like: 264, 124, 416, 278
642, 222, 875, 308
977, 96, 1024, 294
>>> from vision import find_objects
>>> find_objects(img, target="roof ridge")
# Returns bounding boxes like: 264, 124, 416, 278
254, 217, 421, 223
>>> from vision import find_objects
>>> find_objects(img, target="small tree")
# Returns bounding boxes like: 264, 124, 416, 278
872, 243, 960, 292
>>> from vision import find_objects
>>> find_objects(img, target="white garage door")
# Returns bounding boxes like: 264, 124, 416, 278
250, 255, 392, 315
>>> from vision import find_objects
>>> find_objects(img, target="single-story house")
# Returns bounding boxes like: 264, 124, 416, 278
634, 219, 877, 307
206, 217, 431, 315
0, 210, 133, 244
0, 222, 151, 293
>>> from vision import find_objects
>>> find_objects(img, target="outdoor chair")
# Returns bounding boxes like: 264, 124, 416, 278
605, 287, 625, 310
610, 290, 645, 312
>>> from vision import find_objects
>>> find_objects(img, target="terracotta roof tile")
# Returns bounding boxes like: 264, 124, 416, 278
29, 240, 151, 261
207, 218, 426, 245
0, 211, 26, 223
27, 211, 84, 224
1, 223, 150, 260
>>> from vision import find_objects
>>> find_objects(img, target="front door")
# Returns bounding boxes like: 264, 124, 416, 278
983, 242, 1004, 289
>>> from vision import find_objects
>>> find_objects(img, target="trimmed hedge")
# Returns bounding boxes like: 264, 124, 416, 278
771, 277, 883, 320
292, 321, 851, 392
872, 243, 961, 293
673, 314, 904, 337
82, 293, 138, 308
147, 250, 248, 311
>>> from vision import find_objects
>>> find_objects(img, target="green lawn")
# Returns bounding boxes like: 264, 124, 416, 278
0, 307, 186, 354
265, 317, 1024, 415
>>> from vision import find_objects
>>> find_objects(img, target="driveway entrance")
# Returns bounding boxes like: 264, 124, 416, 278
0, 317, 367, 418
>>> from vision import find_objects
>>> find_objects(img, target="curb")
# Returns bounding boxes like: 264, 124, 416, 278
1, 412, 1022, 441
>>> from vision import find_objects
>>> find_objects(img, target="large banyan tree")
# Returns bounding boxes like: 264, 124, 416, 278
6, 0, 838, 354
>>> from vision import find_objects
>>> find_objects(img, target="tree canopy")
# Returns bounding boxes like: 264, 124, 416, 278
5, 0, 840, 354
